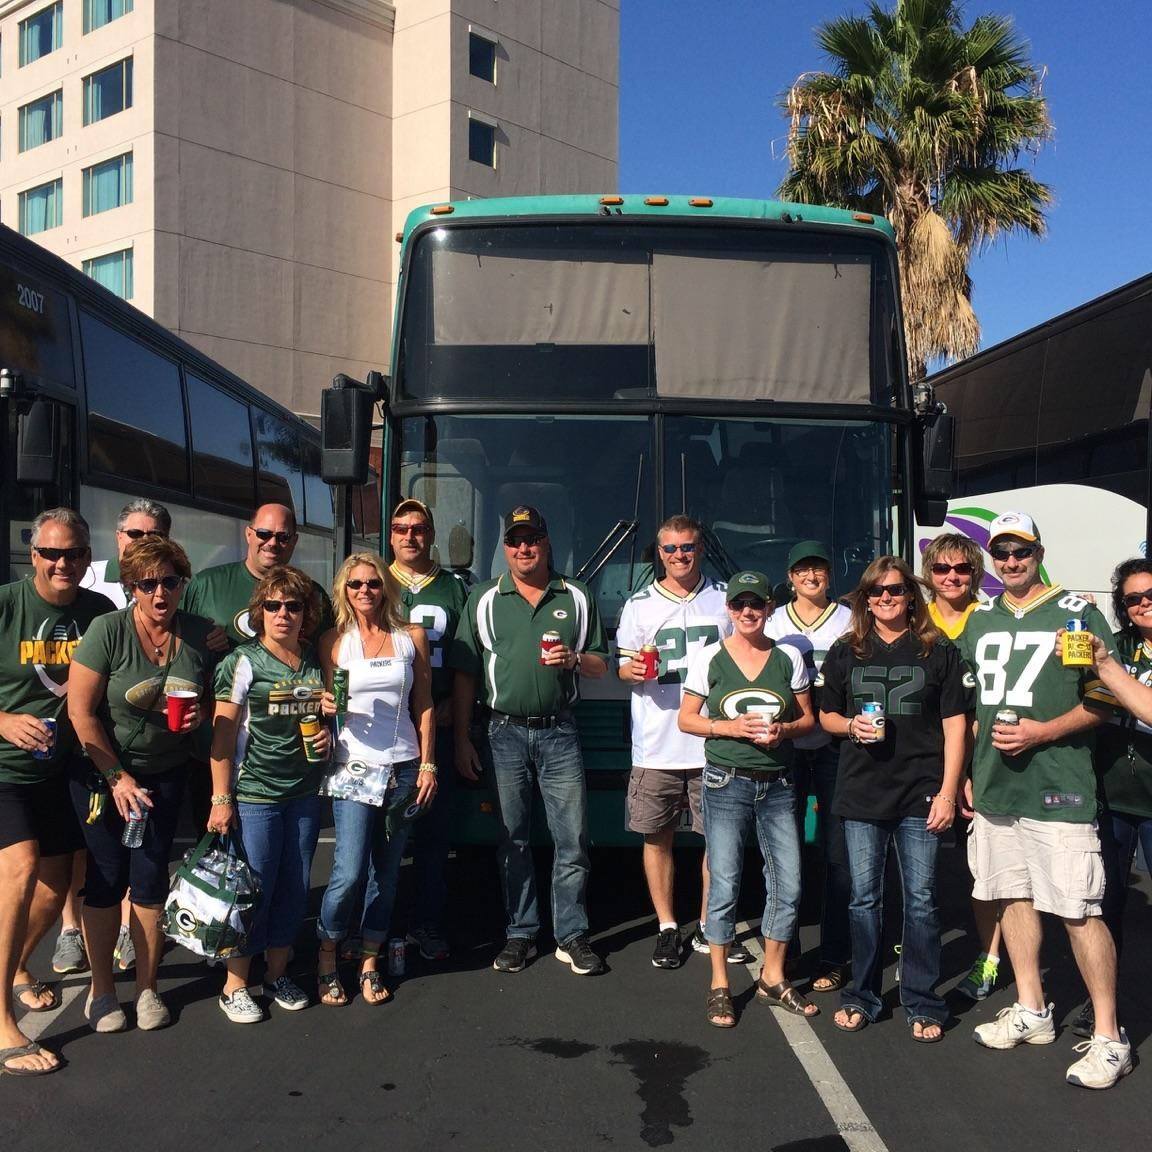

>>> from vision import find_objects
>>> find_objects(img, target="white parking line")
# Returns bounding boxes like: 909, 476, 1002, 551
739, 922, 891, 1152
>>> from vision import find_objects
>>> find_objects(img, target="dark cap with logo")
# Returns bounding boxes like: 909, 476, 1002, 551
726, 571, 773, 603
786, 540, 831, 572
503, 506, 548, 536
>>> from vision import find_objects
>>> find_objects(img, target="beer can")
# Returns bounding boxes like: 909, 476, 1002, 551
332, 669, 349, 719
639, 644, 660, 680
387, 937, 406, 977
299, 715, 327, 763
540, 630, 562, 665
1062, 619, 1093, 667
995, 708, 1020, 727
32, 718, 57, 761
860, 700, 885, 743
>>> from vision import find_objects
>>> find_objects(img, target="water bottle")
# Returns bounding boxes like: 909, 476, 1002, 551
122, 790, 152, 848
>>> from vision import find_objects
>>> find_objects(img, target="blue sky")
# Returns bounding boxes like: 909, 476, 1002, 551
619, 0, 1151, 352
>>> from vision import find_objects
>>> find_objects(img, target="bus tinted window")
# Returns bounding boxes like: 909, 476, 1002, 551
186, 373, 254, 507
301, 438, 335, 529
252, 408, 304, 516
81, 310, 189, 490
0, 260, 75, 389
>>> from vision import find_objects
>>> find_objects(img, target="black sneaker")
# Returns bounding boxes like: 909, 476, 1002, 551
651, 928, 682, 969
555, 934, 604, 975
1071, 997, 1095, 1039
690, 926, 752, 964
493, 937, 536, 973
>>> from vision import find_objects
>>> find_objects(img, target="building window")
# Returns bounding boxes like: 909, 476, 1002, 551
469, 32, 497, 83
19, 179, 64, 235
19, 3, 63, 66
83, 57, 133, 125
83, 153, 133, 216
18, 89, 63, 152
83, 249, 134, 299
84, 0, 133, 34
468, 116, 496, 167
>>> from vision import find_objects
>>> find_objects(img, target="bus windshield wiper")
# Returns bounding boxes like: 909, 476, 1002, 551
698, 524, 738, 581
576, 519, 638, 584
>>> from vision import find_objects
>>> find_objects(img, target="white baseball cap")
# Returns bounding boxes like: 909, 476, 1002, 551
988, 511, 1041, 546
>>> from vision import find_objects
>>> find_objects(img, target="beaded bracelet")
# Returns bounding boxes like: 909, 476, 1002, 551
418, 763, 438, 776
210, 793, 234, 806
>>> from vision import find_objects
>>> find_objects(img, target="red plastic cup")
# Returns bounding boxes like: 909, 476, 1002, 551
166, 690, 197, 732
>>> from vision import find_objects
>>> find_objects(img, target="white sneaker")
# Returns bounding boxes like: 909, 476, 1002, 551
973, 1002, 1056, 1049
219, 986, 263, 1024
1066, 1031, 1133, 1089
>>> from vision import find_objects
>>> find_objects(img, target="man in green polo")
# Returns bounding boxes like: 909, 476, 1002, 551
451, 506, 609, 976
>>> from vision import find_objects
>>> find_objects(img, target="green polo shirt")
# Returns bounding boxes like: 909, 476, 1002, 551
391, 564, 468, 705
450, 571, 608, 718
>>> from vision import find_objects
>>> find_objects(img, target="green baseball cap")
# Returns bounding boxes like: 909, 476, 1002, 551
786, 540, 832, 571
726, 571, 773, 603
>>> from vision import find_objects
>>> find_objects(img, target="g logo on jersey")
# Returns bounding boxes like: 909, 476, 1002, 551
719, 689, 785, 720
552, 609, 568, 620
233, 610, 256, 640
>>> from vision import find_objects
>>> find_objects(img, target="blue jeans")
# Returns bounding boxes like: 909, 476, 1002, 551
236, 794, 321, 956
789, 743, 851, 967
407, 727, 455, 929
1100, 810, 1152, 956
487, 714, 590, 945
701, 766, 801, 945
319, 761, 419, 946
842, 816, 945, 1025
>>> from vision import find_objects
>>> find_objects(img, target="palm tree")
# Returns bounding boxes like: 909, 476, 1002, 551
779, 0, 1052, 380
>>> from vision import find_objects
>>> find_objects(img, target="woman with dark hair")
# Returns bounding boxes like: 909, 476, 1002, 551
68, 537, 213, 1033
314, 552, 435, 1007
207, 566, 329, 1024
820, 556, 969, 1042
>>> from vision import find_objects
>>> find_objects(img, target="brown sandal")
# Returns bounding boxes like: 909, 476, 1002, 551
810, 965, 848, 994
706, 987, 736, 1028
755, 978, 819, 1017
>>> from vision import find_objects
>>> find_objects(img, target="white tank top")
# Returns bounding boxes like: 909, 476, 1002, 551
334, 627, 419, 765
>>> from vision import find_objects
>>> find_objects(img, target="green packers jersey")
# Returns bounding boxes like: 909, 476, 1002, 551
214, 641, 325, 802
390, 564, 468, 704
958, 585, 1117, 822
0, 580, 116, 783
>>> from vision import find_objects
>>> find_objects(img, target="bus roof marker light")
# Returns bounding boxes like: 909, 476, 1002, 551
853, 213, 876, 224
599, 196, 624, 206
395, 232, 403, 243
644, 197, 669, 206
430, 205, 455, 216
689, 198, 713, 208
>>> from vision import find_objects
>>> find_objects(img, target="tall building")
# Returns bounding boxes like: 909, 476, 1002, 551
0, 0, 619, 416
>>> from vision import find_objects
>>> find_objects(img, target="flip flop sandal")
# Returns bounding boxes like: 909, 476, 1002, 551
359, 969, 392, 1005
755, 978, 819, 1017
810, 966, 848, 994
910, 1018, 944, 1044
12, 982, 59, 1013
706, 987, 736, 1029
0, 1041, 61, 1076
317, 968, 347, 1006
834, 1007, 869, 1033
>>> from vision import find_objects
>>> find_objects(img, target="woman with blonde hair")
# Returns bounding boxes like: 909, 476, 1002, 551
314, 553, 435, 1006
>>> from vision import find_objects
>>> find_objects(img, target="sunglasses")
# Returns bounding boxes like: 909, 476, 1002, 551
660, 543, 698, 555
505, 533, 545, 548
121, 528, 166, 540
133, 576, 184, 594
262, 599, 303, 615
347, 578, 383, 591
34, 546, 89, 563
930, 562, 974, 576
251, 528, 295, 545
990, 545, 1036, 561
1122, 588, 1152, 609
867, 582, 908, 599
391, 523, 429, 536
729, 596, 767, 611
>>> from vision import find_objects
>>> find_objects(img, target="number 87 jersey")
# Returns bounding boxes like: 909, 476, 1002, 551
957, 584, 1118, 822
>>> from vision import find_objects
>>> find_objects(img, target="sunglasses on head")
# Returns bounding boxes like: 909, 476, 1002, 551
990, 544, 1036, 561
1122, 588, 1152, 609
930, 562, 974, 576
660, 542, 697, 555
867, 582, 908, 599
390, 522, 429, 535
505, 533, 545, 548
251, 528, 294, 545
133, 575, 184, 595
347, 578, 383, 591
262, 599, 303, 615
35, 546, 89, 563
729, 596, 766, 611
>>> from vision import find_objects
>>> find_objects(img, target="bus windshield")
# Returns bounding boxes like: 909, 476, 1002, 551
399, 223, 897, 407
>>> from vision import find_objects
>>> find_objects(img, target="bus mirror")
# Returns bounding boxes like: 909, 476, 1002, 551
321, 380, 376, 485
914, 410, 954, 527
17, 399, 60, 485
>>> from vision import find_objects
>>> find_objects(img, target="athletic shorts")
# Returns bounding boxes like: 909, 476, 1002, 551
626, 767, 703, 836
0, 772, 84, 857
968, 811, 1104, 920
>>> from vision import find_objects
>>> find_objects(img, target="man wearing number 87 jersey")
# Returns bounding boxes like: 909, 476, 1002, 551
957, 511, 1132, 1089
616, 515, 736, 971
388, 499, 468, 961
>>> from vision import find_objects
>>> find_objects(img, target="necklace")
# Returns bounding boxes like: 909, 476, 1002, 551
134, 612, 174, 664
360, 627, 390, 660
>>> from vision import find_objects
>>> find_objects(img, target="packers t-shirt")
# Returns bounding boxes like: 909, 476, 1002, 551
821, 632, 971, 821
214, 641, 325, 802
958, 585, 1117, 822
391, 564, 468, 705
0, 579, 116, 784
71, 609, 216, 775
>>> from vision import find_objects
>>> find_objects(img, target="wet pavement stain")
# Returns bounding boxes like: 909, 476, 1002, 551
609, 1039, 709, 1147
506, 1036, 598, 1059
772, 1139, 850, 1152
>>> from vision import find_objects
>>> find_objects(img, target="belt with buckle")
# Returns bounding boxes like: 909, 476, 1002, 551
728, 766, 789, 783
492, 711, 566, 730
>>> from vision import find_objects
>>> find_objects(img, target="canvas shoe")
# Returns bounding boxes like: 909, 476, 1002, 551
135, 989, 171, 1031
219, 986, 263, 1024
85, 992, 127, 1034
1066, 1030, 1133, 1089
973, 1002, 1056, 1049
264, 975, 309, 1011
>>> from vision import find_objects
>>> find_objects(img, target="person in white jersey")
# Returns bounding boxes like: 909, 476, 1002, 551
314, 553, 435, 1006
764, 541, 852, 993
617, 515, 747, 970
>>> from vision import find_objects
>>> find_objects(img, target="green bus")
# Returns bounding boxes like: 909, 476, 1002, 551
324, 194, 951, 845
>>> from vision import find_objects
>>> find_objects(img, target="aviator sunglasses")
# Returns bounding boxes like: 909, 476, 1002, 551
262, 599, 303, 614
133, 576, 184, 594
35, 546, 89, 563
990, 544, 1036, 562
347, 578, 384, 591
930, 562, 974, 576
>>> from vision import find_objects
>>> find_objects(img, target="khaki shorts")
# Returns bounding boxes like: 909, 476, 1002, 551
967, 812, 1104, 919
626, 767, 703, 836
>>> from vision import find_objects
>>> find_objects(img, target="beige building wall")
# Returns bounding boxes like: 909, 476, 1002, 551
1, 0, 619, 418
